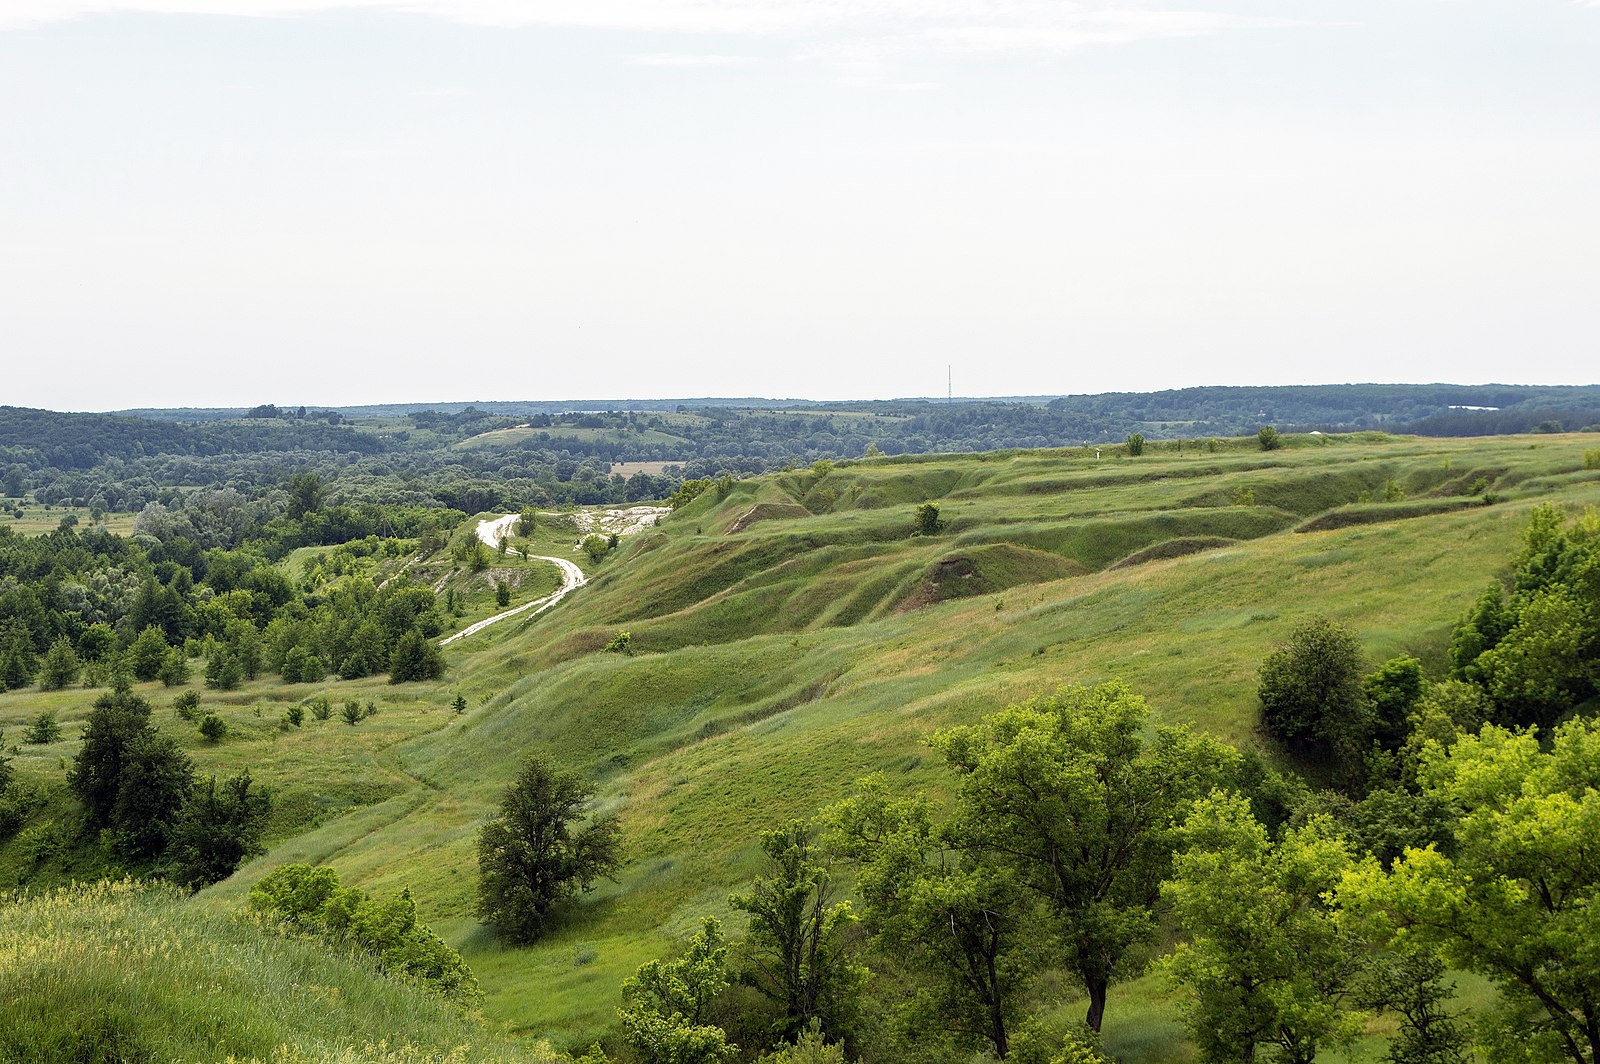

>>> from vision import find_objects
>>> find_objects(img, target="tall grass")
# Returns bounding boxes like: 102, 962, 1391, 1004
0, 879, 556, 1063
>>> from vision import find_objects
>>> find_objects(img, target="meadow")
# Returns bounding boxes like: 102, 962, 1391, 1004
2, 429, 1598, 1059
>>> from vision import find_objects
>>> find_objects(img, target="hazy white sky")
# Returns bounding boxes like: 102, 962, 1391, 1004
1, 0, 1596, 410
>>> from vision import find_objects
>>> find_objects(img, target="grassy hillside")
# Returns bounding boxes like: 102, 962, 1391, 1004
0, 879, 559, 1063
3, 430, 1598, 1057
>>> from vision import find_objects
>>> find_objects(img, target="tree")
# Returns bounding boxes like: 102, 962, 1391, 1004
475, 755, 622, 942
286, 471, 326, 520
930, 681, 1233, 1032
1364, 655, 1425, 750
168, 771, 271, 889
496, 580, 511, 608
824, 778, 1034, 1058
0, 619, 38, 691
110, 729, 195, 859
1125, 433, 1145, 456
128, 624, 171, 682
1258, 426, 1282, 451
204, 646, 244, 690
341, 700, 363, 725
68, 686, 158, 828
389, 629, 446, 683
518, 507, 539, 537
158, 645, 191, 687
1341, 719, 1600, 1064
913, 502, 944, 537
618, 916, 740, 1064
731, 820, 864, 1046
37, 636, 81, 691
1258, 616, 1371, 772
1164, 792, 1364, 1064
451, 693, 467, 714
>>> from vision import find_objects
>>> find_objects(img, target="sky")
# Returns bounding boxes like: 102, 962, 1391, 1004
1, 1, 1597, 411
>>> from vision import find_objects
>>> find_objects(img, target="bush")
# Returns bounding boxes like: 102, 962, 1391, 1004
198, 714, 227, 743
174, 690, 201, 721
285, 703, 304, 728
168, 771, 271, 889
582, 535, 610, 563
1125, 433, 1145, 457
251, 863, 480, 1002
913, 502, 944, 536
604, 631, 634, 656
495, 580, 511, 608
308, 696, 332, 721
23, 711, 61, 745
342, 701, 363, 726
1258, 426, 1282, 451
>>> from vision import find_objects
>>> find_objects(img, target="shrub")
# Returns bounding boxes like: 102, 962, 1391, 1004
308, 696, 332, 721
913, 502, 945, 536
174, 690, 201, 721
37, 637, 81, 691
23, 711, 61, 745
158, 646, 191, 687
198, 714, 227, 743
451, 694, 467, 714
495, 581, 511, 608
604, 631, 634, 656
582, 535, 610, 564
251, 863, 480, 1002
1125, 433, 1145, 457
285, 703, 304, 728
1258, 426, 1282, 451
342, 701, 363, 726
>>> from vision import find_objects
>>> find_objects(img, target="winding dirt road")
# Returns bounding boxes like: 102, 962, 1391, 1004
438, 515, 587, 646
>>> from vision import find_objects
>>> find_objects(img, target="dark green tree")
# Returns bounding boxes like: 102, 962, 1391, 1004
0, 619, 38, 691
475, 755, 622, 942
730, 820, 864, 1045
158, 645, 191, 687
1257, 616, 1372, 771
389, 629, 445, 683
496, 580, 511, 608
913, 502, 944, 536
109, 729, 195, 859
23, 711, 61, 745
37, 636, 81, 691
168, 771, 271, 889
127, 624, 171, 683
67, 686, 157, 828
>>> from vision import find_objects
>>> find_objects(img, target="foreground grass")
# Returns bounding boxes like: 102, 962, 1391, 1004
0, 879, 557, 1063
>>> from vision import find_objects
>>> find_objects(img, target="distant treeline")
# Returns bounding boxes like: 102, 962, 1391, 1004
6, 385, 1598, 522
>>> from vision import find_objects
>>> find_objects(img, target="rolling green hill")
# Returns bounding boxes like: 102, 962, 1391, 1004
3, 429, 1598, 1059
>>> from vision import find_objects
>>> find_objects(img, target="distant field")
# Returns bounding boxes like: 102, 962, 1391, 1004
2, 503, 138, 535
454, 425, 692, 450
607, 461, 678, 477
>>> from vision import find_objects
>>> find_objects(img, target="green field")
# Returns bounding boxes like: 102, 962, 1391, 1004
3, 430, 1598, 1058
